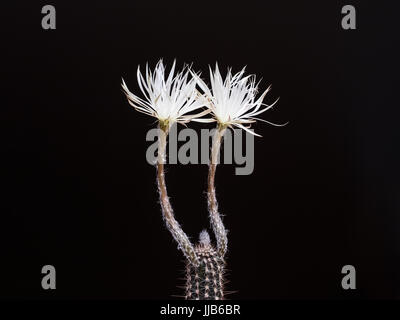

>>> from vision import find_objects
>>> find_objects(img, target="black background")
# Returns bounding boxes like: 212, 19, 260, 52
1, 0, 399, 300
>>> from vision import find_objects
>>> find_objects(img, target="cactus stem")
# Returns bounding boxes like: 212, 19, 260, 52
185, 230, 225, 300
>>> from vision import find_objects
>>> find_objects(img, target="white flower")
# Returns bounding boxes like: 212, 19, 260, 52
121, 59, 209, 129
193, 64, 284, 136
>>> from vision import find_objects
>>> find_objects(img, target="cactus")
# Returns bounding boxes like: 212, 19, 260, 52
121, 60, 282, 300
185, 230, 225, 300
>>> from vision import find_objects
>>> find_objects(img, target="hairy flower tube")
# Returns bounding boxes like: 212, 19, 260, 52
193, 64, 285, 259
